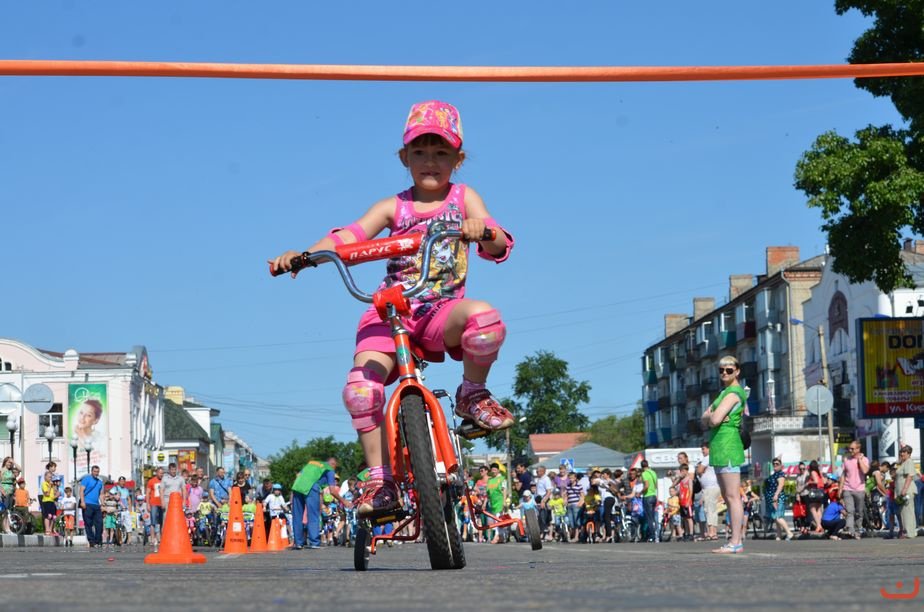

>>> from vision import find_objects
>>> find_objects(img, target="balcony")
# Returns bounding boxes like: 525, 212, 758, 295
703, 378, 720, 393
685, 383, 701, 400
702, 341, 718, 357
687, 418, 703, 436
675, 355, 687, 370
644, 370, 657, 385
645, 400, 659, 415
671, 423, 686, 439
736, 321, 757, 342
658, 396, 670, 409
646, 431, 658, 447
740, 361, 758, 382
759, 352, 779, 371
660, 427, 673, 444
672, 390, 686, 405
719, 330, 737, 348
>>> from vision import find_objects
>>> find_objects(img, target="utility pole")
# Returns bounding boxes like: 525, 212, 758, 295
817, 325, 836, 466
506, 428, 512, 500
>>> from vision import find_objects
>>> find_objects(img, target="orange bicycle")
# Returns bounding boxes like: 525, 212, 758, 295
271, 225, 540, 570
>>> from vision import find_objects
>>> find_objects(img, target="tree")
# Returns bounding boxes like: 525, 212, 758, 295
794, 1, 924, 293
587, 403, 646, 452
268, 435, 363, 492
486, 351, 591, 459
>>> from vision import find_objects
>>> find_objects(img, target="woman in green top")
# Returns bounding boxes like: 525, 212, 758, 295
1, 456, 18, 534
700, 356, 748, 554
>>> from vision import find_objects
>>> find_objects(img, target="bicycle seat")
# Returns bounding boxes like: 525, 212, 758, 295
410, 343, 446, 364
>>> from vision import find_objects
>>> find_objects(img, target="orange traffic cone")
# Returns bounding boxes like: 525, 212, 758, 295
249, 502, 268, 553
222, 487, 248, 554
144, 492, 206, 564
266, 517, 288, 552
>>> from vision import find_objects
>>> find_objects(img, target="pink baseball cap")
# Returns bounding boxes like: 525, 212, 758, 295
402, 100, 463, 149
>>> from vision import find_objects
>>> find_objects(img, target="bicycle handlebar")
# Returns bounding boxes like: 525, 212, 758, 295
270, 227, 495, 303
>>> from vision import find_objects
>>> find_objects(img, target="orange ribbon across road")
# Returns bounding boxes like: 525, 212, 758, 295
0, 60, 923, 82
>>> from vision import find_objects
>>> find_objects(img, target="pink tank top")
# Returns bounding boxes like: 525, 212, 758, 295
378, 183, 469, 305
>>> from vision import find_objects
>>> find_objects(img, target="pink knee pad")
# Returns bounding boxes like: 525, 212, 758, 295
460, 309, 507, 365
342, 367, 385, 433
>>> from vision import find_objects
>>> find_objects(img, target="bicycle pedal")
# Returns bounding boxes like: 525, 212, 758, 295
455, 420, 489, 440
366, 508, 408, 525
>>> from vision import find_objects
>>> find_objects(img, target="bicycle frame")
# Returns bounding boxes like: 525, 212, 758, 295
459, 487, 525, 539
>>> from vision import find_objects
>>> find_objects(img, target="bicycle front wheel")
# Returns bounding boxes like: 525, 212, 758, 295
401, 392, 458, 570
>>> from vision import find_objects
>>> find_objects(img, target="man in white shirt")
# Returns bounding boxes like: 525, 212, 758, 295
533, 465, 553, 535
160, 463, 187, 516
696, 442, 720, 540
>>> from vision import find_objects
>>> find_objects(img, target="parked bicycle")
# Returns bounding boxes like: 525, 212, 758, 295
0, 498, 30, 535
273, 227, 541, 570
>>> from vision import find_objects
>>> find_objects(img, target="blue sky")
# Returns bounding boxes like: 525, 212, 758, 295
0, 2, 905, 458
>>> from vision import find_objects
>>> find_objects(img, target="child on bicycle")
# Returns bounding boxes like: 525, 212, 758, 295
270, 100, 515, 519
581, 486, 601, 543
548, 488, 567, 542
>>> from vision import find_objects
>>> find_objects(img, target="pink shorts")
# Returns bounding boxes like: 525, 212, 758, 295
355, 299, 464, 381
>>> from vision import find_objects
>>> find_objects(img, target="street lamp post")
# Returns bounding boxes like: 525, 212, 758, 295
791, 318, 836, 465
44, 425, 56, 462
5, 414, 16, 460
70, 437, 79, 482
84, 441, 93, 473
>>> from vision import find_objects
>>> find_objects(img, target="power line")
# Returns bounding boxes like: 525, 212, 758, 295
149, 282, 724, 355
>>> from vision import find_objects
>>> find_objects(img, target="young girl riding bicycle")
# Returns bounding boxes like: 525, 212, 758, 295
271, 101, 515, 519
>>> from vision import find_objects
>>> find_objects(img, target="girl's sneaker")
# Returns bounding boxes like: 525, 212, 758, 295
356, 479, 400, 518
712, 543, 743, 554
454, 387, 513, 430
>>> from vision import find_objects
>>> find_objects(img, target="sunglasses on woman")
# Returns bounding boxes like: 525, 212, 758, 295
718, 367, 736, 375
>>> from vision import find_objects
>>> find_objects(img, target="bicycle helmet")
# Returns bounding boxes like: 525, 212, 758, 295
272, 483, 282, 490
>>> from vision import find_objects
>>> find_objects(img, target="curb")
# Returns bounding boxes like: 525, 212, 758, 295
0, 534, 89, 548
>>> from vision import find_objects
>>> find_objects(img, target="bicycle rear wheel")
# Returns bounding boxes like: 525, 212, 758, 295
524, 508, 543, 550
8, 510, 26, 535
401, 392, 458, 570
442, 485, 466, 568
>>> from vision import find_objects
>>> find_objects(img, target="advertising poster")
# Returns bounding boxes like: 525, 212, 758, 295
68, 383, 108, 473
857, 317, 924, 418
178, 450, 197, 473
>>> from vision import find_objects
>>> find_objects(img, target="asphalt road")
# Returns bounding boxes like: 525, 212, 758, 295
1, 538, 923, 611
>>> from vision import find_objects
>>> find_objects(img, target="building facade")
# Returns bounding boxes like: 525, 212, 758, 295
0, 339, 164, 489
799, 241, 924, 464
641, 247, 827, 474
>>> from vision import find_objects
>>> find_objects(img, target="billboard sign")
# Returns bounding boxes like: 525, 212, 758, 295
68, 383, 108, 472
857, 317, 924, 418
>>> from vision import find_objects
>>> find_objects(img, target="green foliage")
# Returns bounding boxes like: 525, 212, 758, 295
795, 125, 924, 292
486, 351, 590, 459
795, 1, 924, 293
267, 435, 363, 492
586, 403, 646, 452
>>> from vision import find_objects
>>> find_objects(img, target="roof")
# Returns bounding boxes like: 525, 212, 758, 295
528, 433, 588, 454
37, 350, 130, 369
900, 250, 924, 285
164, 399, 210, 442
531, 442, 628, 471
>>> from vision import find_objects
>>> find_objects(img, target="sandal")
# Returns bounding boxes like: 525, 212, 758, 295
712, 543, 743, 554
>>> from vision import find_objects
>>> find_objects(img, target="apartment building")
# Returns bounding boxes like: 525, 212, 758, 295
641, 247, 828, 474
